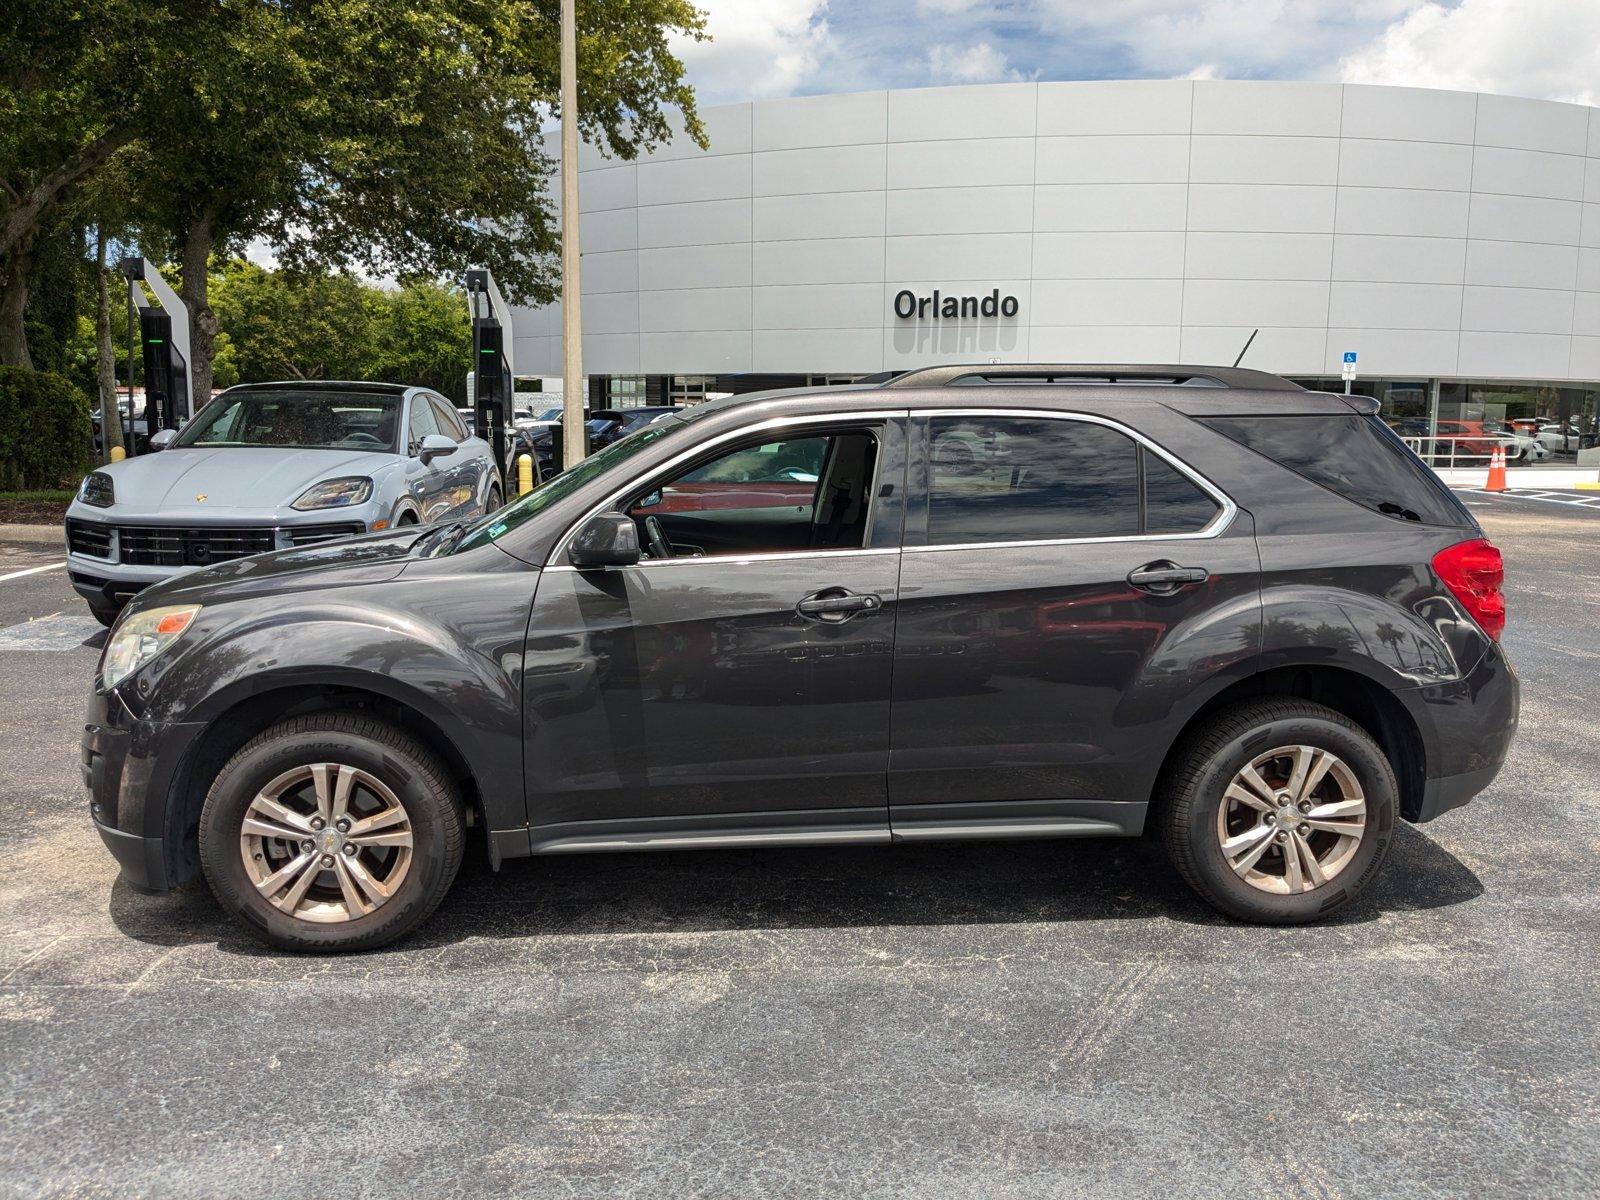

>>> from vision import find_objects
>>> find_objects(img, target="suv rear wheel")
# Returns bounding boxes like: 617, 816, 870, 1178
1159, 700, 1395, 923
198, 713, 464, 951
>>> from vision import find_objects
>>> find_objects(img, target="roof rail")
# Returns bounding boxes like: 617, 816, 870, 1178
878, 363, 1302, 391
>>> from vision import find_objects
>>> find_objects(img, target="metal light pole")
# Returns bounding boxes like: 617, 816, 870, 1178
559, 0, 586, 469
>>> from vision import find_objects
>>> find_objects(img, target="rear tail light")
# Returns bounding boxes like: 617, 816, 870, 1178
1432, 538, 1505, 641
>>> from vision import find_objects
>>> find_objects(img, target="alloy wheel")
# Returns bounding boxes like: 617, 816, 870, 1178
239, 762, 414, 923
1215, 745, 1367, 894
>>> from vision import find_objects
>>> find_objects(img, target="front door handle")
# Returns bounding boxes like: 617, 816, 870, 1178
797, 587, 882, 622
1127, 561, 1209, 594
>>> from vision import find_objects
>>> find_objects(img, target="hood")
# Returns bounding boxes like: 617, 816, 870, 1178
131, 525, 427, 610
97, 446, 397, 515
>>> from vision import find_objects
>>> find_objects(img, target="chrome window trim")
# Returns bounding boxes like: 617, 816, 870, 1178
551, 409, 907, 566
543, 545, 900, 574
908, 406, 1237, 551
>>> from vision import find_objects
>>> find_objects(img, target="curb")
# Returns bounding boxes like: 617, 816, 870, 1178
0, 523, 62, 545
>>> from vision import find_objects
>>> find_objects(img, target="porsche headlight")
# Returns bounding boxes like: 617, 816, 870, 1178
101, 604, 202, 690
292, 476, 373, 510
78, 471, 115, 508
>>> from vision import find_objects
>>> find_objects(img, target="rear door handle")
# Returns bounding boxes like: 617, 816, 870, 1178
797, 587, 882, 622
1127, 561, 1209, 594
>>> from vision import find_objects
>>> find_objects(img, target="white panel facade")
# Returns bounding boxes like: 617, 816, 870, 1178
519, 82, 1600, 382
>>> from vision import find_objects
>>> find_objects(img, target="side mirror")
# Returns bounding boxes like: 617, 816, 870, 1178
418, 433, 458, 464
149, 428, 178, 451
568, 511, 640, 569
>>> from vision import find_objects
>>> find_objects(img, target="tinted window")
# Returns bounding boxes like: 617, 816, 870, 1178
407, 396, 440, 452
926, 418, 1140, 544
1143, 451, 1219, 534
1200, 414, 1473, 527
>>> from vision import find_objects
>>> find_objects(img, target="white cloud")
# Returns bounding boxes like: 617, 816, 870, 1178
670, 0, 836, 104
1339, 0, 1600, 106
927, 40, 1025, 83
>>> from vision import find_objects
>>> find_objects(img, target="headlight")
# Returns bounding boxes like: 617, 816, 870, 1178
101, 604, 202, 690
78, 471, 114, 508
292, 476, 373, 510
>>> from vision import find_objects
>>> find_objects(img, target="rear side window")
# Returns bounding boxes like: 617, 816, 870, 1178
1199, 414, 1473, 527
924, 417, 1220, 545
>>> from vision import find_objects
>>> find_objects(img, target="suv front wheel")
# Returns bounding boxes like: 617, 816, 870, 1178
198, 713, 464, 951
1159, 700, 1396, 923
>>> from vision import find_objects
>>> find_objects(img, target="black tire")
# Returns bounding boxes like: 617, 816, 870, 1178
198, 713, 464, 952
88, 603, 119, 628
1158, 699, 1396, 924
396, 511, 418, 526
485, 484, 502, 514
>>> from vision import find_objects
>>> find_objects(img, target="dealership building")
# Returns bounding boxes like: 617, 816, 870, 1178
514, 80, 1600, 436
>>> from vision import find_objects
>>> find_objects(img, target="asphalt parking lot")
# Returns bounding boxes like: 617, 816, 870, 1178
2, 501, 1597, 1199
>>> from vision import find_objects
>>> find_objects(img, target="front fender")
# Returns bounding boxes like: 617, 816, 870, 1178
131, 571, 536, 832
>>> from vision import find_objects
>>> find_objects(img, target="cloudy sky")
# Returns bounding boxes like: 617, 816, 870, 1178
672, 0, 1600, 108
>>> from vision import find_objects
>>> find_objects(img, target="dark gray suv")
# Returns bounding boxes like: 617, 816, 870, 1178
83, 364, 1518, 950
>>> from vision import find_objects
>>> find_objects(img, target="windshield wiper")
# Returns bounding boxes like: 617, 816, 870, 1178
414, 520, 467, 555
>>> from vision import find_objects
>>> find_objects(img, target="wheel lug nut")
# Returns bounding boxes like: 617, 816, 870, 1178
301, 839, 315, 852
335, 818, 351, 833
1298, 824, 1310, 836
1298, 800, 1312, 814
310, 818, 325, 831
1275, 831, 1288, 842
320, 855, 334, 867
343, 843, 357, 856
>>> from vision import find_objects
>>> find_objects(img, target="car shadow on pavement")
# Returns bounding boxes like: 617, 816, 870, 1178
108, 822, 1483, 955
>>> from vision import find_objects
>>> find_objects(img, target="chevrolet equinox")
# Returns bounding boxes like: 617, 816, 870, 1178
83, 364, 1518, 951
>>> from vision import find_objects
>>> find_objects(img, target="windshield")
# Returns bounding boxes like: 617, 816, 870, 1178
174, 388, 401, 452
447, 417, 686, 555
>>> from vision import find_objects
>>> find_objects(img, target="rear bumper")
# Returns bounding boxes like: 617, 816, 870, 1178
1414, 763, 1502, 824
1402, 641, 1519, 823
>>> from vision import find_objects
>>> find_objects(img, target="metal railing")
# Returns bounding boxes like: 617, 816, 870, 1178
1402, 433, 1522, 469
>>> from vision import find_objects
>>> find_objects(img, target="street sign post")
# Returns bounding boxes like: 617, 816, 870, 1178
1342, 350, 1357, 395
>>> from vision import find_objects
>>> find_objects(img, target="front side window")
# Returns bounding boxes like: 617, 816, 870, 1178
923, 416, 1219, 545
174, 389, 401, 452
429, 396, 468, 442
629, 429, 878, 558
407, 396, 440, 453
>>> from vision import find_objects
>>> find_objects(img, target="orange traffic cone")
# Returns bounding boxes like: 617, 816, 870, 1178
1485, 445, 1507, 492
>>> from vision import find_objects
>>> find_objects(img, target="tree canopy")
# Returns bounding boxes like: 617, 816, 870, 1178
2, 0, 710, 391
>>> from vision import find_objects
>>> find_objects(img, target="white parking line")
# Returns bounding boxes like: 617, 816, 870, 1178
0, 561, 66, 583
1460, 489, 1600, 509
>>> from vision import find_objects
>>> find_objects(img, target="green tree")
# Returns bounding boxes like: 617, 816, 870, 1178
0, 0, 187, 365
375, 282, 473, 401
134, 0, 707, 412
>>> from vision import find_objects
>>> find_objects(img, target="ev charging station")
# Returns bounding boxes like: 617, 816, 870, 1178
466, 268, 513, 476
118, 257, 193, 442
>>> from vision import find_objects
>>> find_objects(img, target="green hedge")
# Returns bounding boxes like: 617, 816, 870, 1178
0, 367, 92, 490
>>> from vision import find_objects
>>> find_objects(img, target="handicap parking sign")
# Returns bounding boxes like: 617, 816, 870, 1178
1342, 351, 1357, 364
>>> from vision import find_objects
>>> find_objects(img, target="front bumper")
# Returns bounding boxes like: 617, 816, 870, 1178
64, 506, 382, 610
82, 688, 207, 892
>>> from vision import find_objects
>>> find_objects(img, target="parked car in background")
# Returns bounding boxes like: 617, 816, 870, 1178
1482, 421, 1550, 462
65, 381, 501, 625
91, 397, 151, 456
83, 363, 1516, 951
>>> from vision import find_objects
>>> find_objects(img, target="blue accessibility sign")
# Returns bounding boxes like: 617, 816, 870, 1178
1342, 351, 1358, 364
